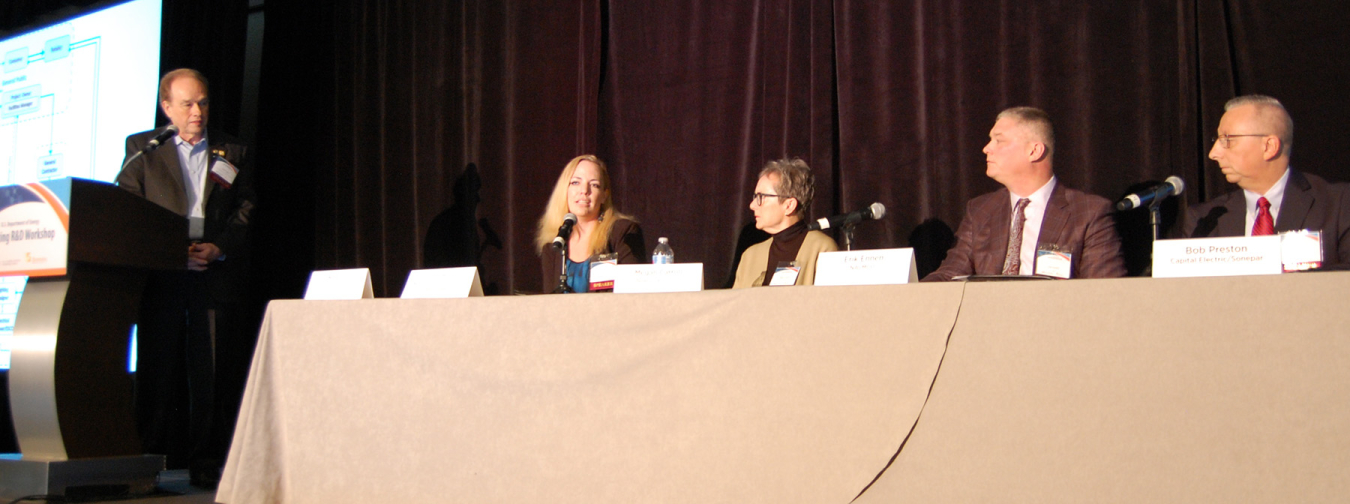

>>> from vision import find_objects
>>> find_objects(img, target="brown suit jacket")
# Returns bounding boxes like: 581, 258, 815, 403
1184, 168, 1350, 267
116, 129, 256, 302
539, 218, 647, 292
922, 183, 1126, 281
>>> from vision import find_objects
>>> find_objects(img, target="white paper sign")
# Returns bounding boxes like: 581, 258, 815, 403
1152, 236, 1282, 278
400, 267, 483, 299
813, 248, 918, 286
612, 263, 704, 293
304, 268, 375, 300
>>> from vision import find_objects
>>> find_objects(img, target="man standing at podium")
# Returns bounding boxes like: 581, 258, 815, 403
116, 68, 255, 489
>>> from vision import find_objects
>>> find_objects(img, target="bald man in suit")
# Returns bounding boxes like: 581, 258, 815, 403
923, 107, 1126, 281
1185, 95, 1350, 267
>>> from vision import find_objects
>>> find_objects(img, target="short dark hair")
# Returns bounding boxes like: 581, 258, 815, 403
759, 158, 816, 217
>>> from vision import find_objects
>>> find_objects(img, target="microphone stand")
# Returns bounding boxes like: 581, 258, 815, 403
1143, 190, 1167, 277
841, 223, 857, 251
1147, 183, 1173, 242
552, 240, 573, 294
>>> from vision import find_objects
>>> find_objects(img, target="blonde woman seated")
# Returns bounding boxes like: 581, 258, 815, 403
733, 158, 838, 287
536, 154, 647, 293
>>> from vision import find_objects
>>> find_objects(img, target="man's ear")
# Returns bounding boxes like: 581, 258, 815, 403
1263, 136, 1284, 162
1027, 142, 1048, 163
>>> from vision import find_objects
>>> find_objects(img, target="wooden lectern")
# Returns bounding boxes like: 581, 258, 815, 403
1, 178, 184, 499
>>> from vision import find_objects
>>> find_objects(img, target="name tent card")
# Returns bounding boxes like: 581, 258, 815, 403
400, 267, 483, 299
814, 248, 918, 286
304, 268, 375, 300
612, 263, 704, 293
1152, 236, 1282, 278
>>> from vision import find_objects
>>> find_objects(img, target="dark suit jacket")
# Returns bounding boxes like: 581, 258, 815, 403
1184, 168, 1350, 267
116, 129, 256, 302
922, 183, 1127, 281
539, 218, 647, 292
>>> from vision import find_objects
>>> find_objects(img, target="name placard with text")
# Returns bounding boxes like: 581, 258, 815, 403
814, 248, 918, 286
1152, 236, 1282, 278
612, 263, 704, 293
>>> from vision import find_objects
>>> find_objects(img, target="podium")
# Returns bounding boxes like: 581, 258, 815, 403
0, 178, 184, 499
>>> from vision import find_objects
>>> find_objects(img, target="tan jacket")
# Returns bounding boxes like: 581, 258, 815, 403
733, 230, 838, 288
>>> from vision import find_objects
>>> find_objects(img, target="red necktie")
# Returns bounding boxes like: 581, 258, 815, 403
1252, 197, 1275, 236
1002, 198, 1031, 275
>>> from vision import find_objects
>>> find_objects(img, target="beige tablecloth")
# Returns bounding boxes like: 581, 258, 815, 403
218, 283, 964, 503
857, 273, 1350, 503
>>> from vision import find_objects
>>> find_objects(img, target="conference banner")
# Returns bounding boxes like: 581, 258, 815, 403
0, 178, 70, 277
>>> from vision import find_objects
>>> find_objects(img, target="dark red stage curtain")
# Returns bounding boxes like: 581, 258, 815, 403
251, 0, 1350, 296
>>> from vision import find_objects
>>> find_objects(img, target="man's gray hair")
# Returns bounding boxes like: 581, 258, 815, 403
1225, 94, 1293, 157
997, 106, 1055, 158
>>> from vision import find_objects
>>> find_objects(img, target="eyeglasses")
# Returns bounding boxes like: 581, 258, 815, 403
752, 192, 788, 205
1211, 133, 1269, 149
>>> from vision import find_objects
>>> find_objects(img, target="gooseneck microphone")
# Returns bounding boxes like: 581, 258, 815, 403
141, 125, 180, 153
808, 202, 886, 231
120, 125, 181, 171
551, 213, 578, 250
1116, 176, 1184, 211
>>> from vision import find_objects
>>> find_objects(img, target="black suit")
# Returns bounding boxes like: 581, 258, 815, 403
116, 128, 256, 470
1185, 168, 1350, 267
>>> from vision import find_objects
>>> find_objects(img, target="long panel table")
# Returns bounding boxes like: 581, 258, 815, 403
219, 283, 965, 503
219, 273, 1350, 503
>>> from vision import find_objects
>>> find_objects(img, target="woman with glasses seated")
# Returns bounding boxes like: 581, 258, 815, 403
733, 158, 838, 288
536, 154, 647, 293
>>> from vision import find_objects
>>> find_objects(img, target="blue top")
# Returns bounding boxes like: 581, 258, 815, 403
565, 258, 590, 293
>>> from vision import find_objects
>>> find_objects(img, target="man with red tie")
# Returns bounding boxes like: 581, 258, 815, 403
922, 107, 1126, 281
1185, 95, 1350, 267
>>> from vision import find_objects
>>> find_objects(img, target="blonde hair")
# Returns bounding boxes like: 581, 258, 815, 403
535, 155, 635, 257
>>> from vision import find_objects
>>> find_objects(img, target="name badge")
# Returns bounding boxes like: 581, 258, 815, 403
612, 263, 703, 293
768, 261, 799, 286
813, 248, 918, 286
400, 267, 483, 298
304, 268, 374, 299
1152, 236, 1283, 278
1034, 245, 1072, 279
589, 253, 618, 291
210, 155, 238, 188
1281, 229, 1323, 271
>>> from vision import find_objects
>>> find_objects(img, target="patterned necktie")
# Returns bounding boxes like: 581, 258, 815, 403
1252, 197, 1275, 236
1002, 198, 1032, 275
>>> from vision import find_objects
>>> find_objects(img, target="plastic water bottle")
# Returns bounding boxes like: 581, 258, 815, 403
652, 237, 674, 264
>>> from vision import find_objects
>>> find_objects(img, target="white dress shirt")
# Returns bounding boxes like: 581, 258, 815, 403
1008, 176, 1057, 275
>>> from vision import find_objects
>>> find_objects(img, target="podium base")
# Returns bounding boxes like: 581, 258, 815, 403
0, 454, 164, 500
